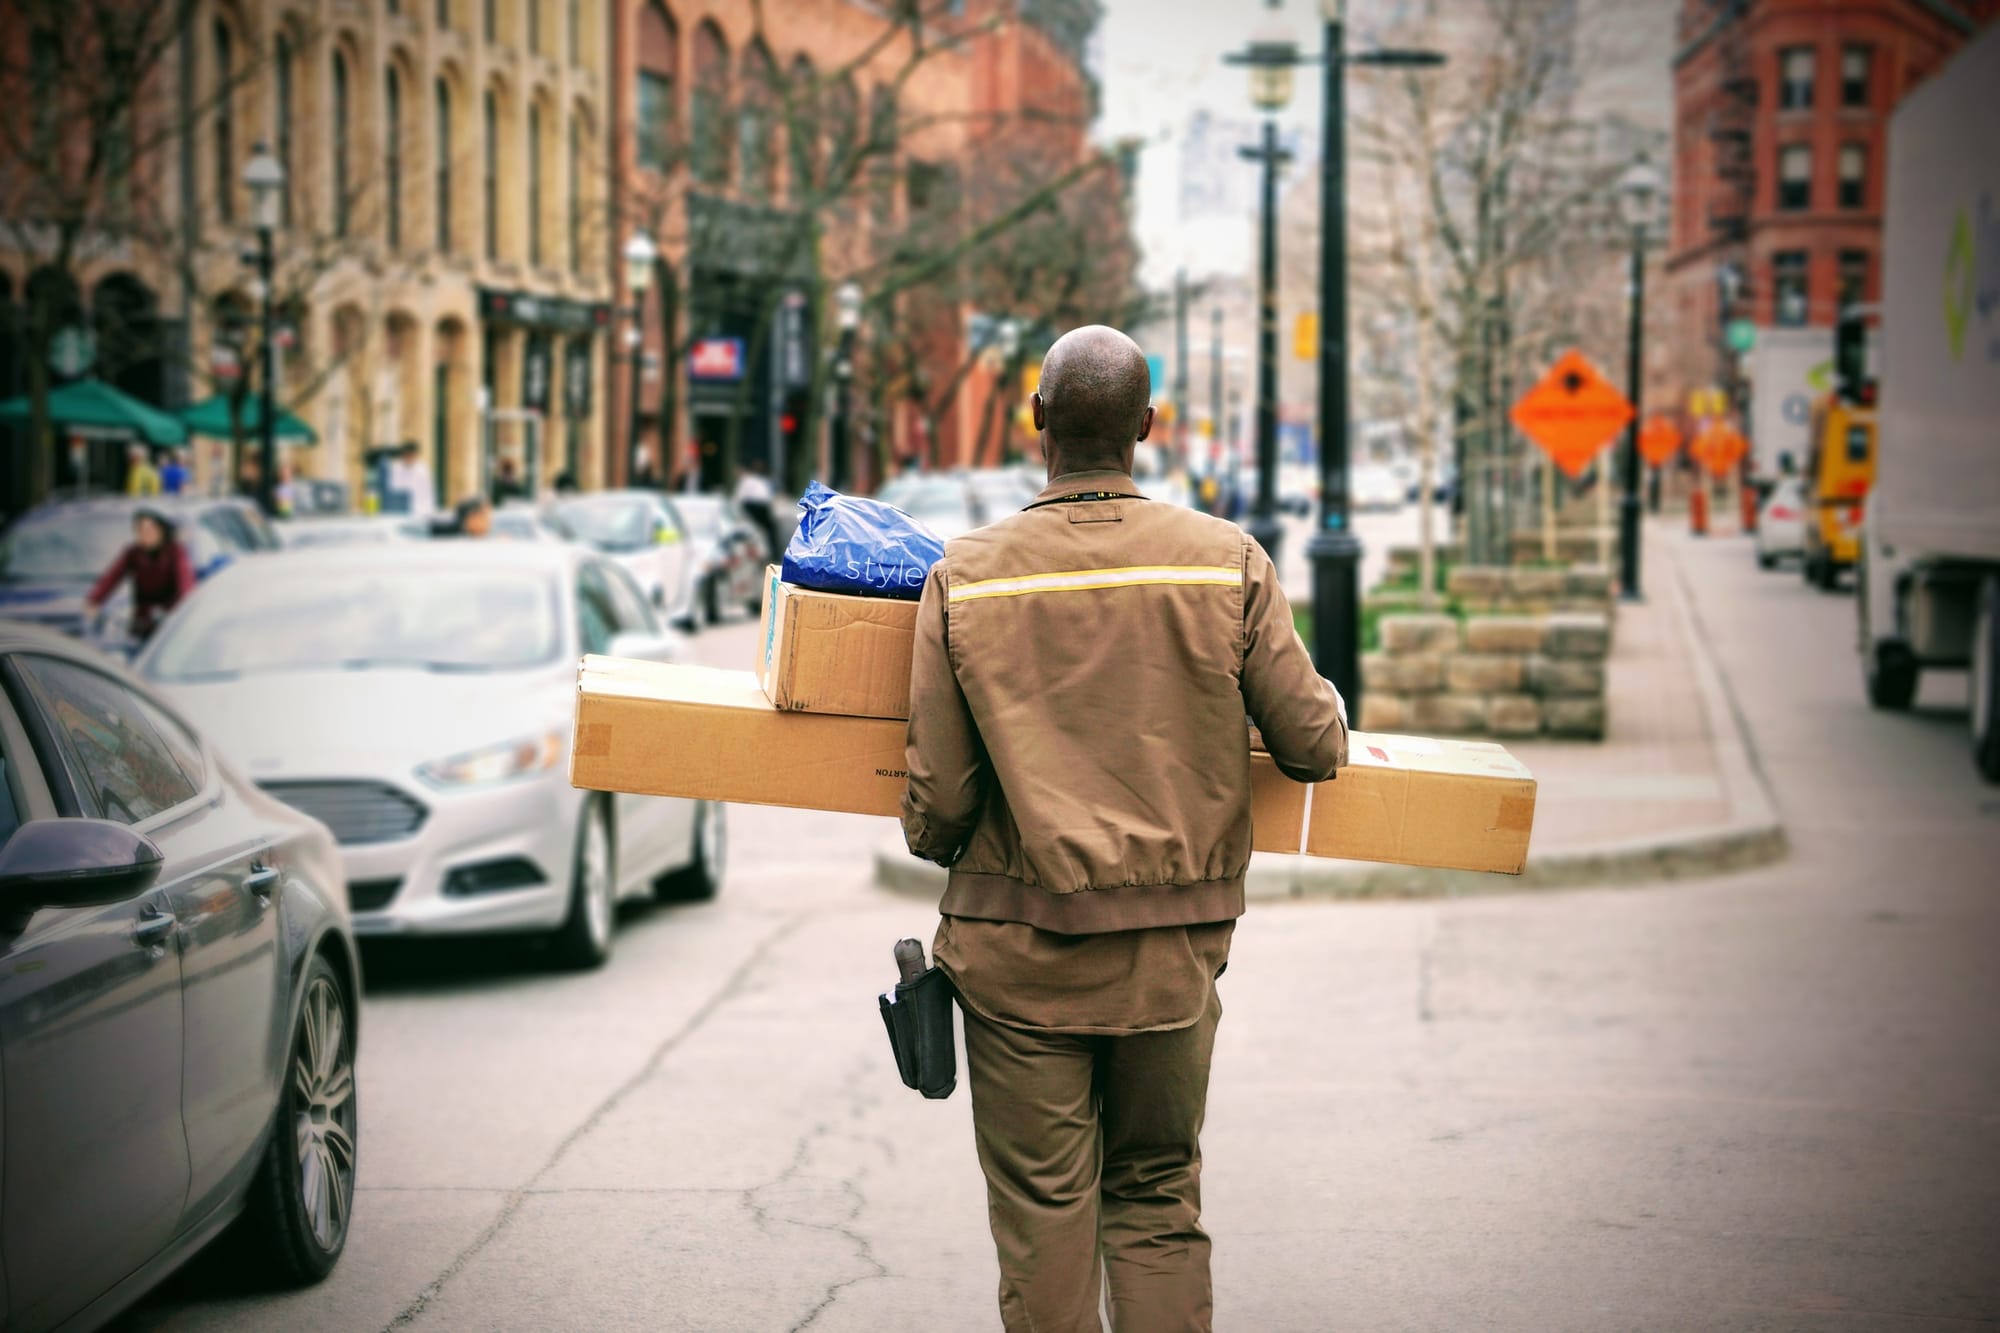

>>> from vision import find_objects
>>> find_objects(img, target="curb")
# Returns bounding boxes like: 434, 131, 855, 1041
874, 524, 1787, 902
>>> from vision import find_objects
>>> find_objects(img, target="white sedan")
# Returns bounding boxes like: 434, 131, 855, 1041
1755, 476, 1809, 569
1351, 464, 1407, 512
137, 542, 722, 969
550, 490, 700, 629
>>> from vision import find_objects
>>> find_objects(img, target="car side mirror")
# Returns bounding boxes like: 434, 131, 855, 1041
0, 819, 165, 914
606, 631, 683, 664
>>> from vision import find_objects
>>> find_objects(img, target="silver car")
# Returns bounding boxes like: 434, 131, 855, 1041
550, 490, 700, 629
138, 543, 723, 969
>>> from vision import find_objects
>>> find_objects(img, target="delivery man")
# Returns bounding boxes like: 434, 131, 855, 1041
902, 325, 1348, 1331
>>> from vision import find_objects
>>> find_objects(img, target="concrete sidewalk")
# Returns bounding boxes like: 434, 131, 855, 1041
877, 518, 1786, 900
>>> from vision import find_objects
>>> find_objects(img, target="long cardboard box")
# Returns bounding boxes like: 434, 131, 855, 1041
573, 657, 1535, 871
756, 568, 920, 719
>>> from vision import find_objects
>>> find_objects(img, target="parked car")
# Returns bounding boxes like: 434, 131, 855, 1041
672, 493, 768, 624
0, 622, 358, 1332
549, 491, 700, 628
1351, 464, 1407, 512
1278, 463, 1318, 516
277, 514, 427, 549
491, 502, 576, 545
139, 542, 722, 969
967, 467, 1041, 522
0, 494, 278, 655
1755, 475, 1809, 570
877, 475, 981, 539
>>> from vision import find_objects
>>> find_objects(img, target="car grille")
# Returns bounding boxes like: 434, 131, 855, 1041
260, 780, 428, 845
347, 878, 402, 912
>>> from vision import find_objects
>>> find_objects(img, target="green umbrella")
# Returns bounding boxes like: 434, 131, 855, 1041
0, 378, 188, 445
180, 394, 319, 443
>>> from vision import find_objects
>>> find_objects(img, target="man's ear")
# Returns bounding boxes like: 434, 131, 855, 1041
1137, 405, 1155, 442
1031, 392, 1046, 432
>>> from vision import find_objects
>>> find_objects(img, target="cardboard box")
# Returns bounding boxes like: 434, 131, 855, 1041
756, 567, 920, 720
572, 657, 1309, 853
1306, 734, 1536, 874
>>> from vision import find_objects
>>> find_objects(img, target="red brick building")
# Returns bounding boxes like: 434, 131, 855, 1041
1665, 0, 1996, 396
606, 0, 1108, 492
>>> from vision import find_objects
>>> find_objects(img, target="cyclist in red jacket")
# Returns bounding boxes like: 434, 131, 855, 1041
84, 508, 196, 645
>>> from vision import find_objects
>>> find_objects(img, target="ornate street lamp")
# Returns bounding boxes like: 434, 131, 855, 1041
623, 230, 656, 486
242, 142, 285, 516
1616, 158, 1662, 599
832, 280, 863, 490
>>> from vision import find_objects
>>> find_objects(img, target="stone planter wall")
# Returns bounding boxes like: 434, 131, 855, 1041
1363, 598, 1612, 740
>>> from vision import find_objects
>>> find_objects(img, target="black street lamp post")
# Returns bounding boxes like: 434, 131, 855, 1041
831, 281, 861, 491
1616, 160, 1661, 600
623, 230, 656, 486
242, 143, 284, 517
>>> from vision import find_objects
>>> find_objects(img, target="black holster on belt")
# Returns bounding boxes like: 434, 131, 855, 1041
879, 966, 957, 1100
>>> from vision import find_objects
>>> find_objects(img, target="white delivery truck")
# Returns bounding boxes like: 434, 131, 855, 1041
1747, 327, 1832, 479
1859, 23, 2000, 780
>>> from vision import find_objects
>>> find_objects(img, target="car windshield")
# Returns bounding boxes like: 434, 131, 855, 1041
888, 480, 966, 521
674, 498, 725, 539
553, 498, 654, 552
283, 520, 404, 549
0, 513, 135, 582
147, 567, 560, 681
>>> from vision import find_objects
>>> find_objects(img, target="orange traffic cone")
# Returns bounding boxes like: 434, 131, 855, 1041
1690, 482, 1709, 537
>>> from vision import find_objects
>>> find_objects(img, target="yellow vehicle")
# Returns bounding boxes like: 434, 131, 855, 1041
1801, 399, 1875, 591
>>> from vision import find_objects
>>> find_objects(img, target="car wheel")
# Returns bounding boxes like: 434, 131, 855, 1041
1864, 641, 1919, 711
239, 954, 356, 1286
551, 798, 617, 969
1756, 548, 1776, 571
1973, 576, 2000, 782
658, 799, 725, 902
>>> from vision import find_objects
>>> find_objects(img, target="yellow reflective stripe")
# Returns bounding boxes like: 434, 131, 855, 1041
948, 565, 1239, 603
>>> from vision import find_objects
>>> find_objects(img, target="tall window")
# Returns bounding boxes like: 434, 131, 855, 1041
868, 86, 897, 228
386, 68, 404, 250
484, 0, 496, 41
484, 90, 499, 258
691, 22, 730, 187
275, 36, 294, 224
739, 44, 776, 200
1778, 143, 1811, 211
332, 51, 351, 235
1838, 249, 1869, 312
637, 2, 676, 172
528, 0, 541, 54
825, 77, 858, 188
30, 28, 57, 159
1841, 46, 1871, 108
527, 103, 543, 265
788, 57, 818, 199
1838, 143, 1866, 208
435, 79, 454, 252
214, 22, 235, 221
1774, 251, 1809, 327
568, 114, 582, 272
568, 0, 581, 65
1779, 46, 1815, 110
437, 0, 451, 28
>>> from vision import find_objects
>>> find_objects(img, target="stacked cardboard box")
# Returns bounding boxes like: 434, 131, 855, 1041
571, 569, 1537, 875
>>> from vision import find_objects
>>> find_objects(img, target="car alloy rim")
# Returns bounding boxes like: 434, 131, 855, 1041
583, 807, 614, 949
294, 974, 356, 1252
701, 801, 725, 886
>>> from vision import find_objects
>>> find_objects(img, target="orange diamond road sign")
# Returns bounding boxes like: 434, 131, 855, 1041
1692, 422, 1747, 476
1638, 415, 1682, 467
1510, 349, 1635, 478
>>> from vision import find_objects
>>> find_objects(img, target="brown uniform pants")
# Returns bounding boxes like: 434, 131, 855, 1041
961, 989, 1221, 1333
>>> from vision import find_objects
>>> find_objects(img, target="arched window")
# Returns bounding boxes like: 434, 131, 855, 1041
275, 35, 294, 225
867, 85, 896, 228
527, 0, 541, 53
332, 50, 352, 236
527, 102, 543, 265
787, 56, 818, 200
386, 66, 404, 250
434, 77, 453, 252
691, 21, 729, 187
568, 0, 581, 66
213, 21, 235, 221
825, 76, 858, 189
483, 89, 499, 259
568, 113, 582, 271
738, 41, 776, 201
636, 1, 676, 173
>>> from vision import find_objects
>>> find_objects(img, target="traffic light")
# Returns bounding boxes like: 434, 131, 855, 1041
778, 390, 809, 470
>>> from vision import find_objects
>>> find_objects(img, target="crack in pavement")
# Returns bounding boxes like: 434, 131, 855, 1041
379, 910, 808, 1331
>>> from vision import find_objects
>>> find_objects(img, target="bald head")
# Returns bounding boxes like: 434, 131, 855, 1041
1034, 325, 1154, 475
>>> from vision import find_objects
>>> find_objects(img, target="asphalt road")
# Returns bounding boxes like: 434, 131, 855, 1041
118, 518, 2000, 1332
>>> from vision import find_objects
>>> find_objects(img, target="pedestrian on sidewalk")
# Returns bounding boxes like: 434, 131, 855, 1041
902, 325, 1348, 1333
733, 456, 779, 558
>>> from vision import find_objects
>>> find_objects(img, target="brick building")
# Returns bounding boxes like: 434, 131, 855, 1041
1665, 0, 1996, 399
608, 0, 1107, 492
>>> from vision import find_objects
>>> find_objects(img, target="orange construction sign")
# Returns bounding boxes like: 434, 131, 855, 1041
1638, 415, 1682, 468
1691, 422, 1747, 476
1510, 349, 1636, 478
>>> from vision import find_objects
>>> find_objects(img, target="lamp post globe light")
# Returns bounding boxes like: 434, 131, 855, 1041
832, 281, 863, 491
1304, 0, 1445, 719
623, 230, 656, 487
1615, 158, 1662, 600
241, 143, 284, 517
1224, 1, 1301, 567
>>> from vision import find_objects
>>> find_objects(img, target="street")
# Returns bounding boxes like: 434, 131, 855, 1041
118, 518, 2000, 1332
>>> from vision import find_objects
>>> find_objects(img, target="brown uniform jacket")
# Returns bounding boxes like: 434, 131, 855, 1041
901, 468, 1348, 936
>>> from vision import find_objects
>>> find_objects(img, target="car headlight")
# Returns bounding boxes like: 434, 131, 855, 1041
418, 730, 565, 789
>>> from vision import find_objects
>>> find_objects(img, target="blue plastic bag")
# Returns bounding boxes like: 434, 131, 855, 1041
781, 481, 946, 600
